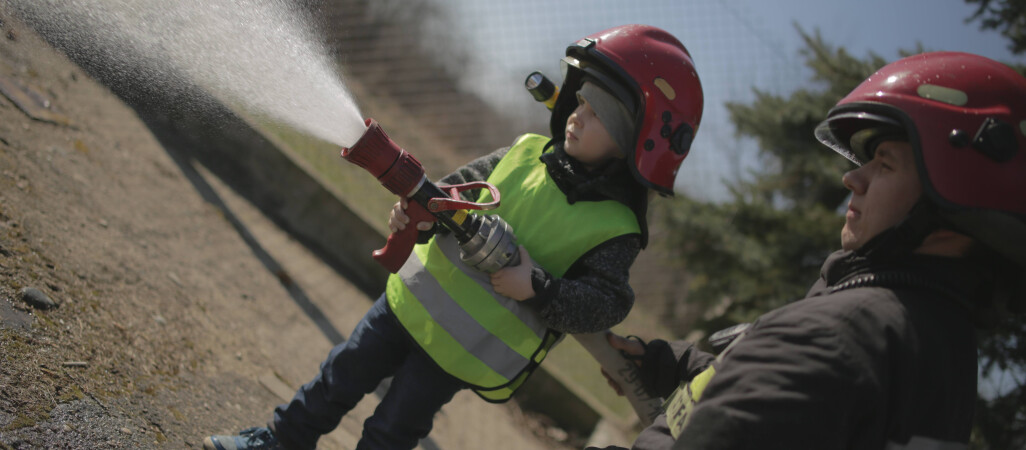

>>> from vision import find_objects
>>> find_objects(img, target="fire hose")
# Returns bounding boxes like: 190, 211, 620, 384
339, 74, 662, 427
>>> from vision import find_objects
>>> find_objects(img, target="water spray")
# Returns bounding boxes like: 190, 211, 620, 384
5, 0, 367, 147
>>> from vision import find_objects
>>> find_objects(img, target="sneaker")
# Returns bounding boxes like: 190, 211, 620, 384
203, 426, 284, 450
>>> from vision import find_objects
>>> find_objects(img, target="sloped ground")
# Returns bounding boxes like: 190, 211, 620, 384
0, 13, 574, 450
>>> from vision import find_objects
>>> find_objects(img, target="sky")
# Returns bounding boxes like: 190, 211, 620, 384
434, 0, 1021, 200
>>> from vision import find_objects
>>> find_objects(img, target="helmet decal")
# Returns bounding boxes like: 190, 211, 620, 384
654, 78, 676, 100
916, 84, 967, 106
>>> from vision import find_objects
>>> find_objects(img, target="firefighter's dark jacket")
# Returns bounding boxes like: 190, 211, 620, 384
624, 250, 985, 450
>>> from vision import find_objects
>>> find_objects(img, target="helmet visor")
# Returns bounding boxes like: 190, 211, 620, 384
815, 111, 904, 166
560, 56, 581, 80
561, 55, 637, 113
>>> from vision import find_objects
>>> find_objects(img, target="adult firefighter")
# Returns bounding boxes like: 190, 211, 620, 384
595, 51, 1026, 450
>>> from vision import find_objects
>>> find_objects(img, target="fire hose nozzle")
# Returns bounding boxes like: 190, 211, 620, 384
340, 118, 518, 274
341, 118, 426, 197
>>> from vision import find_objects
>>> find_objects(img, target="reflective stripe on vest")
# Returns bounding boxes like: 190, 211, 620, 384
386, 133, 640, 398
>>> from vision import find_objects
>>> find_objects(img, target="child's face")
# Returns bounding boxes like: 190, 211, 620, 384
564, 95, 623, 169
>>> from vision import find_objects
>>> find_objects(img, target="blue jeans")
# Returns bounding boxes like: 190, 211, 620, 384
272, 295, 466, 450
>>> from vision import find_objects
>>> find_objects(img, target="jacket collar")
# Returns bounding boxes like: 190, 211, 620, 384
539, 141, 650, 247
813, 249, 988, 315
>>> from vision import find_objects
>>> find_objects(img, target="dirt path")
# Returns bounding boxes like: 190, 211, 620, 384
0, 13, 571, 450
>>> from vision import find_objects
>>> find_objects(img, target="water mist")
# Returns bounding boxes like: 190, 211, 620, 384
3, 0, 367, 147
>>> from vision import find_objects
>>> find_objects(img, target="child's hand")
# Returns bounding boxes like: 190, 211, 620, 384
388, 198, 434, 233
489, 246, 535, 301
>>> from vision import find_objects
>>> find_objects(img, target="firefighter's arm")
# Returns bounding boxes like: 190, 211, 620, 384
673, 312, 871, 449
603, 334, 715, 399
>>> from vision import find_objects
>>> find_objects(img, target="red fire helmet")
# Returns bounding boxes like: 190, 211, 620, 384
815, 51, 1026, 273
550, 24, 704, 195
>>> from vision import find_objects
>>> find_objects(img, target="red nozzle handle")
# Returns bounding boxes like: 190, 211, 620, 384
373, 199, 438, 273
427, 181, 501, 212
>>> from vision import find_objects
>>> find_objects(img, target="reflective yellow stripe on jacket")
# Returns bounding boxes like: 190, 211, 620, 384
386, 133, 640, 401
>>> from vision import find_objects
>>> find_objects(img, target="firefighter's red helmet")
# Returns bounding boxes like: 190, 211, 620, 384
815, 51, 1026, 279
550, 24, 704, 195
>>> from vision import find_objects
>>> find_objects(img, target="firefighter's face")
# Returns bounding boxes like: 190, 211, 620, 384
564, 95, 622, 169
840, 140, 922, 251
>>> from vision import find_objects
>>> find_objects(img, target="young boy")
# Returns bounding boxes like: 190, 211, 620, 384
204, 24, 704, 450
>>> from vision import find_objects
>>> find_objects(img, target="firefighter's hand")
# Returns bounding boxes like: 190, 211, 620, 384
388, 198, 433, 233
607, 332, 645, 360
490, 246, 535, 301
601, 333, 645, 396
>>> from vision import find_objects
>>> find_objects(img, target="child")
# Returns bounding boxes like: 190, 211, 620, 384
204, 24, 704, 450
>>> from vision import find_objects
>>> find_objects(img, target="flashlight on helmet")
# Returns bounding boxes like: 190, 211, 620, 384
525, 71, 559, 110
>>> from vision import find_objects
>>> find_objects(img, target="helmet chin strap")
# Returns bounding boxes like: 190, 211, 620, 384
856, 198, 946, 261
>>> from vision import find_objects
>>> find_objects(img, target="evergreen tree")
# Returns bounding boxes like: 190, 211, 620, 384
661, 28, 881, 333
967, 0, 1026, 54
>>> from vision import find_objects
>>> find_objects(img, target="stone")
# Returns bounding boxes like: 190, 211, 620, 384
20, 287, 57, 309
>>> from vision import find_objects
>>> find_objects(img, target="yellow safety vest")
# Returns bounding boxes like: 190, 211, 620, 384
386, 133, 640, 402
